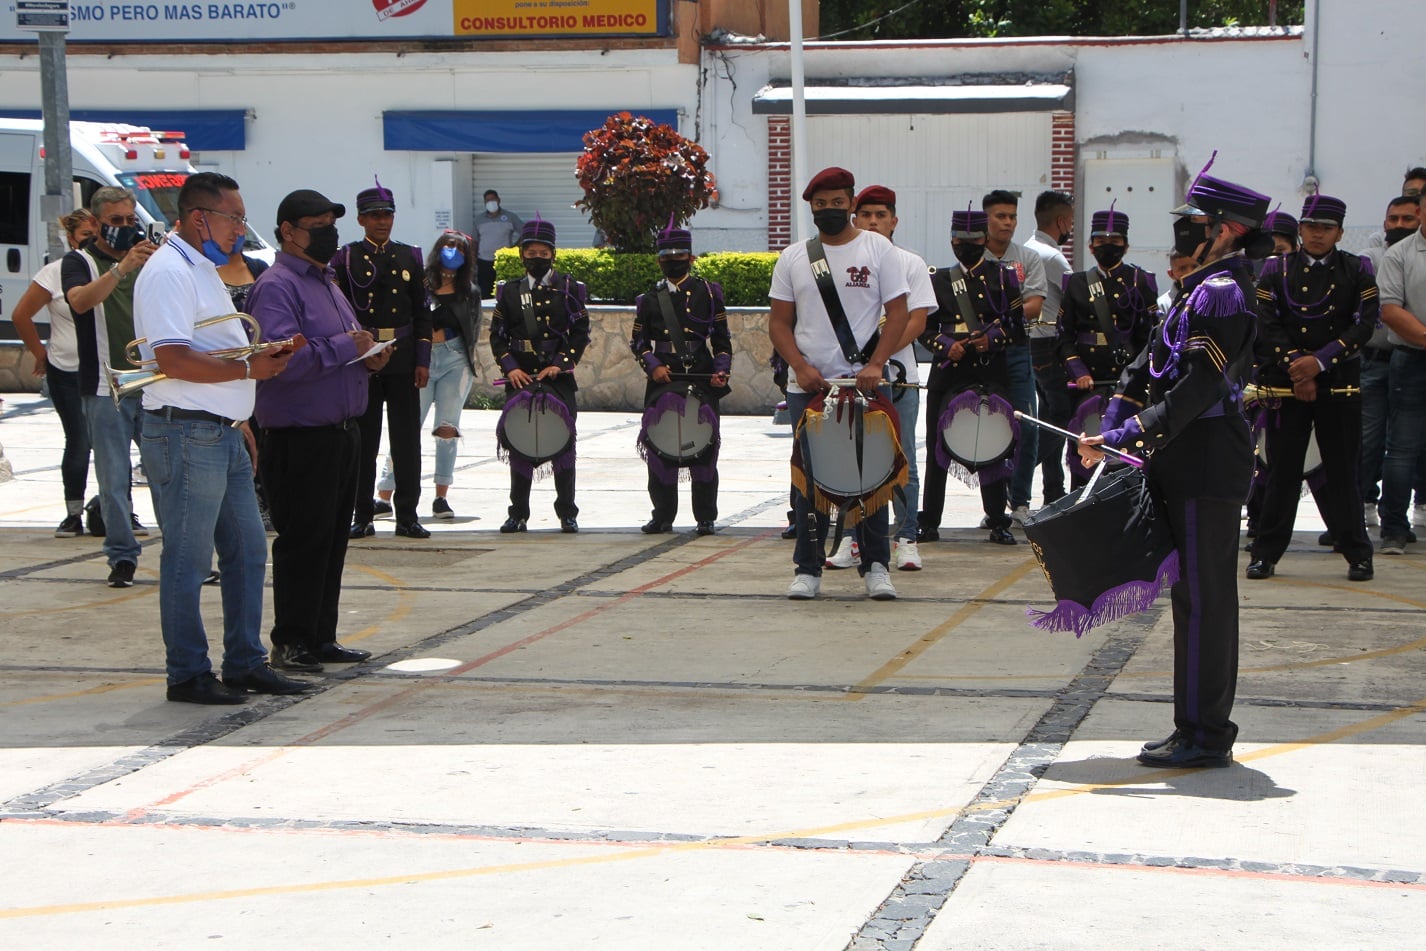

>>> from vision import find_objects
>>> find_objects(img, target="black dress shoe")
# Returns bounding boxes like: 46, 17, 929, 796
224, 664, 316, 696
167, 672, 247, 705
271, 644, 325, 673
1318, 530, 1336, 547
641, 518, 673, 534
1136, 736, 1233, 769
695, 521, 716, 536
1141, 730, 1185, 753
312, 642, 372, 664
780, 524, 797, 540
395, 521, 431, 539
1347, 560, 1374, 582
561, 517, 579, 534
500, 516, 527, 533
1245, 559, 1275, 580
916, 526, 940, 543
349, 521, 375, 539
987, 527, 1017, 545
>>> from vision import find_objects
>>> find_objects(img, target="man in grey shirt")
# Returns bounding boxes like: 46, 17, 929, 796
982, 189, 1048, 522
1024, 189, 1074, 504
1375, 190, 1426, 553
474, 189, 523, 298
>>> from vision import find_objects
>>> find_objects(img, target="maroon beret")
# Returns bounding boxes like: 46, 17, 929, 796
854, 185, 897, 209
802, 166, 855, 201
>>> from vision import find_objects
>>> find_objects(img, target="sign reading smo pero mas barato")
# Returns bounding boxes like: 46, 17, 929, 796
454, 0, 665, 38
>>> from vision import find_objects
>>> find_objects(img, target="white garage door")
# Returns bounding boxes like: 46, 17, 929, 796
471, 153, 596, 251
806, 113, 1053, 266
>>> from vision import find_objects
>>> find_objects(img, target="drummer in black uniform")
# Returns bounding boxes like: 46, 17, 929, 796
1081, 160, 1269, 769
334, 178, 433, 540
917, 208, 1026, 546
489, 219, 590, 533
630, 225, 732, 536
1246, 195, 1376, 582
1054, 206, 1157, 489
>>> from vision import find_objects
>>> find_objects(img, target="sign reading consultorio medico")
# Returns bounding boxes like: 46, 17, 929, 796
1, 0, 667, 41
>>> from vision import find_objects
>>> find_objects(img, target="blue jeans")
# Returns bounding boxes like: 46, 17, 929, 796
140, 413, 269, 686
1359, 356, 1390, 504
787, 389, 891, 576
82, 394, 141, 567
380, 339, 473, 489
1379, 349, 1426, 539
1005, 343, 1038, 509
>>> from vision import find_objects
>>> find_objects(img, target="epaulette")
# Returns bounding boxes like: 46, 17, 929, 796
1139, 267, 1159, 298
1355, 252, 1375, 278
1059, 270, 1073, 294
1187, 275, 1246, 318
1258, 255, 1284, 280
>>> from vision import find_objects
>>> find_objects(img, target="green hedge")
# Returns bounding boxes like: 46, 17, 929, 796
494, 248, 778, 307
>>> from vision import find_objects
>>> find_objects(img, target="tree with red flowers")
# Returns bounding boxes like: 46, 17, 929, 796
575, 113, 717, 254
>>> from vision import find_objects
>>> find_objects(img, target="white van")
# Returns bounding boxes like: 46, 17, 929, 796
0, 119, 272, 338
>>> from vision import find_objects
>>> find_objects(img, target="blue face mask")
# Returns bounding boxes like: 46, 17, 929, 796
439, 246, 465, 270
199, 213, 244, 266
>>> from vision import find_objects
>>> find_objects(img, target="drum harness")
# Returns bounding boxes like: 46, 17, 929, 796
1087, 270, 1133, 368
801, 238, 906, 562
940, 264, 994, 367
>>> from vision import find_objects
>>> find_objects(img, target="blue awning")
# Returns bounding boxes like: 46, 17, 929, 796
383, 110, 680, 153
0, 109, 247, 151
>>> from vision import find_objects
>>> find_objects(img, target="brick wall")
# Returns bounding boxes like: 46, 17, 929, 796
767, 116, 792, 250
1051, 110, 1077, 266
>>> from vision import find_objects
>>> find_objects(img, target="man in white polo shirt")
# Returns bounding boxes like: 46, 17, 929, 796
132, 171, 310, 705
769, 166, 910, 601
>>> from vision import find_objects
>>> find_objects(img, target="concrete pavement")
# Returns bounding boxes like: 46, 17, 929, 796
0, 391, 1422, 949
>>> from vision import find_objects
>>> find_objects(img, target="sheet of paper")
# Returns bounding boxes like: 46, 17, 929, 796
347, 337, 397, 365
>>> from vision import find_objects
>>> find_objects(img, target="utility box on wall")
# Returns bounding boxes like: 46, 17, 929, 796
1080, 155, 1177, 278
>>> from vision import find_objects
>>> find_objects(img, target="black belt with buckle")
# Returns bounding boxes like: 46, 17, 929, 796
148, 406, 241, 428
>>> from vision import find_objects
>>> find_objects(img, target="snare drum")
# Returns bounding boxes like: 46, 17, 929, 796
792, 386, 908, 526
1023, 465, 1179, 637
935, 386, 1018, 485
496, 381, 576, 476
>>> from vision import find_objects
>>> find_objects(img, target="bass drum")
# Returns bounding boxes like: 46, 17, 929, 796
496, 381, 574, 467
640, 383, 717, 466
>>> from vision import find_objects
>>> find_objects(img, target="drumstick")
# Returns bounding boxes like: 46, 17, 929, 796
1065, 380, 1119, 390
1013, 410, 1145, 469
823, 378, 925, 390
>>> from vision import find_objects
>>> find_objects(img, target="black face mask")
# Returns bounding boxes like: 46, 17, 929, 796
1172, 218, 1208, 258
1058, 229, 1073, 245
523, 257, 552, 281
1091, 244, 1126, 270
300, 224, 340, 263
101, 223, 140, 252
811, 208, 850, 237
659, 259, 691, 281
1386, 227, 1417, 247
952, 241, 986, 268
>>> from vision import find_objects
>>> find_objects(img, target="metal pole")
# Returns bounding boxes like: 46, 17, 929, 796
788, 0, 809, 242
1179, 0, 1189, 37
39, 31, 73, 264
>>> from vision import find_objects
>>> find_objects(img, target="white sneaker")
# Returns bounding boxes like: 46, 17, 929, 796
1413, 504, 1426, 528
1011, 505, 1030, 526
895, 540, 922, 571
864, 564, 897, 600
787, 574, 821, 600
825, 537, 859, 569
1365, 502, 1379, 528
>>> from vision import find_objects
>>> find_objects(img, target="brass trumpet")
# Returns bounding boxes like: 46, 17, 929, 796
108, 313, 296, 405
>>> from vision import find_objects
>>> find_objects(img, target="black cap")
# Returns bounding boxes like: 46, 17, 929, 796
276, 189, 346, 226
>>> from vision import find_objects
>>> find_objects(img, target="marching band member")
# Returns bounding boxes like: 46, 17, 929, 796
489, 218, 590, 534
917, 208, 1025, 545
1081, 159, 1269, 769
1247, 195, 1376, 581
630, 224, 732, 536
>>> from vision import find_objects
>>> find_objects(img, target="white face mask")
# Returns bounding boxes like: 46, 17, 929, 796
485, 201, 500, 214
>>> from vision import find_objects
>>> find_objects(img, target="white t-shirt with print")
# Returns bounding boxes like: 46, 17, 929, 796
769, 228, 911, 393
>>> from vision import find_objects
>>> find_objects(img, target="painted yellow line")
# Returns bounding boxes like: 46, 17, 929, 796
845, 559, 1039, 700
0, 578, 156, 618
339, 564, 413, 646
0, 676, 167, 708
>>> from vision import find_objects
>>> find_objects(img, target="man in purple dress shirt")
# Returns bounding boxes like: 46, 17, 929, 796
248, 189, 392, 674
